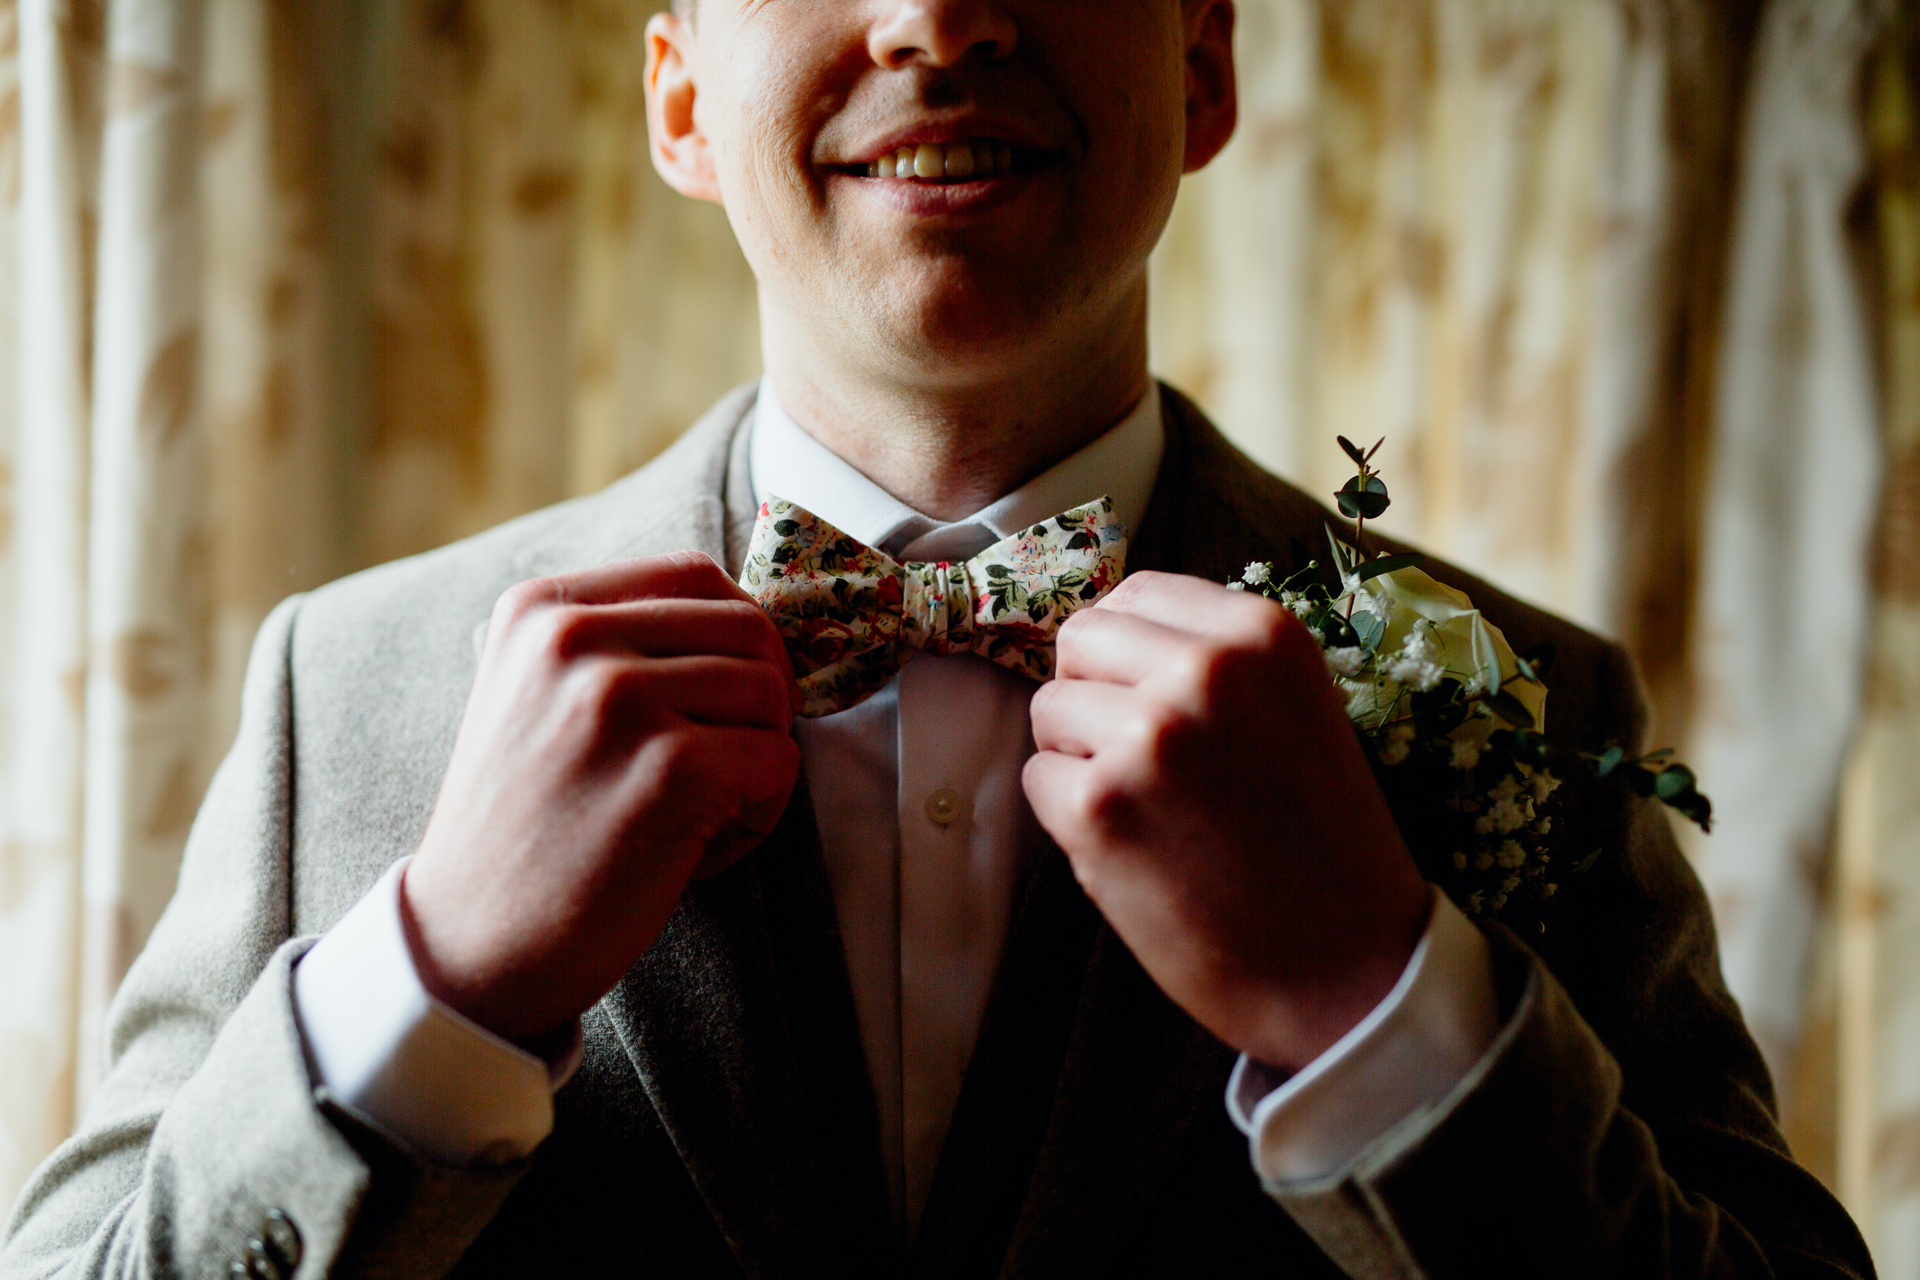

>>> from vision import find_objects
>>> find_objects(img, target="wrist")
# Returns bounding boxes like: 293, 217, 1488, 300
1233, 885, 1434, 1071
398, 860, 574, 1051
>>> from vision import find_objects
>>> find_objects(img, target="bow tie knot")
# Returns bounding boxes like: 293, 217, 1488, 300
740, 496, 1128, 718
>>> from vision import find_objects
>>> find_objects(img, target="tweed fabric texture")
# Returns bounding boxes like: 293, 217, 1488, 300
0, 386, 1873, 1279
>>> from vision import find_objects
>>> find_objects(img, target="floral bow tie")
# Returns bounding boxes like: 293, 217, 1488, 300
740, 496, 1128, 718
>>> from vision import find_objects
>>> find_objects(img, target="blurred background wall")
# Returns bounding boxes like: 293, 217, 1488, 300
0, 0, 1915, 1265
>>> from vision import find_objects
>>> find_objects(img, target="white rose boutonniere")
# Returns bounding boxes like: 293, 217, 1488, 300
1233, 436, 1712, 931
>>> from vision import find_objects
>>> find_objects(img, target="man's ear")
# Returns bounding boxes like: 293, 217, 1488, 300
645, 12, 723, 205
1181, 0, 1238, 174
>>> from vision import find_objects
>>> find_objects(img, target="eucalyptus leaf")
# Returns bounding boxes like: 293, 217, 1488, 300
1316, 612, 1360, 649
1335, 475, 1391, 520
1653, 763, 1698, 800
1353, 552, 1422, 584
1506, 728, 1549, 765
1592, 745, 1625, 777
1338, 435, 1368, 465
1665, 789, 1714, 832
1353, 610, 1386, 650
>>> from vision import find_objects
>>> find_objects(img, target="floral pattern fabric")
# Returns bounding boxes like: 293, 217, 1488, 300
740, 496, 1128, 718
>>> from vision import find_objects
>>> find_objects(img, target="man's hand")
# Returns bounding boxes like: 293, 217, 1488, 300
400, 552, 802, 1049
1024, 571, 1433, 1072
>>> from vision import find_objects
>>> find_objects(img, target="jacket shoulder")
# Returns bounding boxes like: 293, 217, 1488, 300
296, 383, 751, 646
273, 385, 751, 925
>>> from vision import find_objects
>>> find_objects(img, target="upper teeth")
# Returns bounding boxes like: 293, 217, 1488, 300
867, 140, 1015, 180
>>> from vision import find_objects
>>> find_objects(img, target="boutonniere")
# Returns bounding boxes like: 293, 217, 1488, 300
1231, 436, 1712, 931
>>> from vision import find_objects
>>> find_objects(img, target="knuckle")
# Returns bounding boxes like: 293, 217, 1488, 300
563, 656, 626, 719
748, 660, 789, 713
1129, 699, 1195, 771
1076, 769, 1138, 842
1242, 599, 1295, 655
493, 577, 557, 627
646, 726, 708, 789
664, 549, 727, 589
1170, 642, 1227, 700
537, 606, 599, 662
1105, 570, 1160, 605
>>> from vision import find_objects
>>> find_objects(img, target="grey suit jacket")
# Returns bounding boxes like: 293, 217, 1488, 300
2, 385, 1874, 1279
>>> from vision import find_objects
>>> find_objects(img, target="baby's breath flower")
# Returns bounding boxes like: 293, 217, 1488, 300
1497, 839, 1526, 869
1281, 592, 1313, 618
1226, 581, 1245, 591
1489, 774, 1523, 805
1529, 770, 1561, 803
1468, 891, 1486, 914
1484, 795, 1531, 835
1241, 561, 1272, 586
1386, 632, 1443, 690
1533, 817, 1551, 835
1387, 655, 1444, 691
1326, 646, 1367, 676
1376, 722, 1415, 766
1474, 851, 1495, 871
1452, 852, 1468, 870
1541, 883, 1558, 897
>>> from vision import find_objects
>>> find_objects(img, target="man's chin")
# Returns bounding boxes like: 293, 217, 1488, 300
865, 277, 1084, 368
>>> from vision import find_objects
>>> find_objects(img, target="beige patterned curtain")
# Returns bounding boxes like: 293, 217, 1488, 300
0, 0, 762, 1204
2, 0, 1916, 1264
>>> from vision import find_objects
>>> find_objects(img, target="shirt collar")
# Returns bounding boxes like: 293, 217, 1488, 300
748, 377, 1164, 560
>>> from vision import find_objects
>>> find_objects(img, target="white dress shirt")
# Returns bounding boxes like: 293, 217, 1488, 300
293, 379, 1502, 1231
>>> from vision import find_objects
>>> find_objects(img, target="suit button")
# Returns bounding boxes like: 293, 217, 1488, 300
261, 1209, 303, 1269
241, 1240, 286, 1280
925, 788, 961, 825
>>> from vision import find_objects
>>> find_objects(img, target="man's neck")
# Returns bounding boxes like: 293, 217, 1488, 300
758, 288, 1152, 521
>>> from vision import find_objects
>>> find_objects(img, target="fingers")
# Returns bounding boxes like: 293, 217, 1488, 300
1094, 569, 1288, 637
695, 723, 802, 814
1053, 607, 1197, 686
493, 559, 804, 713
1029, 677, 1150, 759
608, 656, 798, 731
504, 551, 750, 612
658, 724, 802, 879
559, 598, 791, 668
1021, 748, 1145, 855
1020, 748, 1094, 848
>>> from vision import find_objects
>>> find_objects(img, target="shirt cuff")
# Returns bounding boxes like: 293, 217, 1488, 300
1225, 887, 1499, 1185
292, 856, 583, 1167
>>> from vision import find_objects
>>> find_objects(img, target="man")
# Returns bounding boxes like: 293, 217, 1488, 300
0, 0, 1873, 1276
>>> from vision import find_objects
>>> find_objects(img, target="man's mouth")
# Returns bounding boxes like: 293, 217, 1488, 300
845, 139, 1038, 182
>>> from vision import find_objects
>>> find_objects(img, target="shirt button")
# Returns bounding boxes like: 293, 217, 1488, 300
925, 788, 962, 826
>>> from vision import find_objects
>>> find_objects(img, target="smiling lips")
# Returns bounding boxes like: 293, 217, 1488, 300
864, 139, 1021, 181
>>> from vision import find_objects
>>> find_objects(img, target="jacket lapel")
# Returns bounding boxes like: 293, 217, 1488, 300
605, 790, 895, 1280
593, 386, 895, 1278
